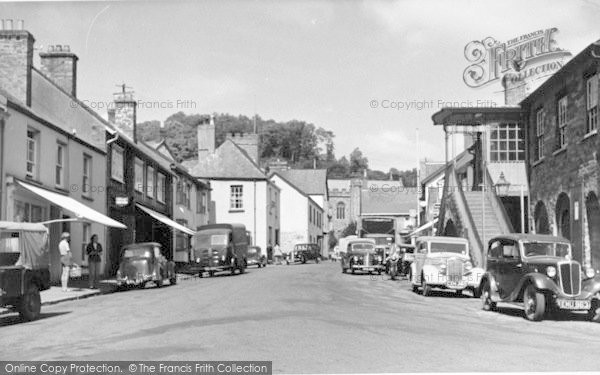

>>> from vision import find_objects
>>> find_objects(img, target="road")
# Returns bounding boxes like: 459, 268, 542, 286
2, 261, 600, 373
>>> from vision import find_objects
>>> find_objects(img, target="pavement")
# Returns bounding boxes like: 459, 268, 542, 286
2, 261, 600, 373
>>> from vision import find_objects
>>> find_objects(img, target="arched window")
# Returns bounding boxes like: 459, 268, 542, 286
336, 202, 346, 220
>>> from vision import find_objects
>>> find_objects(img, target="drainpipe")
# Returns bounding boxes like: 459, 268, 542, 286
253, 179, 257, 246
0, 98, 8, 220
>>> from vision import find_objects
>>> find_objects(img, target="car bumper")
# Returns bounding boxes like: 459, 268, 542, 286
351, 265, 384, 272
117, 275, 153, 285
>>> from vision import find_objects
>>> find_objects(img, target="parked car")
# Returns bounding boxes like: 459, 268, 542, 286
247, 246, 267, 268
0, 221, 51, 321
409, 236, 484, 297
116, 242, 177, 289
189, 223, 248, 276
480, 234, 600, 321
287, 243, 321, 264
340, 237, 384, 274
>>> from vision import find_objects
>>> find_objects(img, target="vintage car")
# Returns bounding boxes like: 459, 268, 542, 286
480, 234, 600, 321
247, 246, 267, 268
0, 221, 51, 321
409, 236, 484, 297
189, 223, 248, 276
340, 237, 384, 274
287, 243, 321, 264
116, 242, 177, 289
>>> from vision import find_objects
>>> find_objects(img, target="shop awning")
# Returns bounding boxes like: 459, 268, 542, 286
135, 203, 195, 235
408, 218, 438, 237
17, 180, 126, 228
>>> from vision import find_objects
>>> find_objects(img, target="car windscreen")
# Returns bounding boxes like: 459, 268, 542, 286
370, 237, 392, 245
522, 241, 571, 258
430, 242, 467, 254
294, 245, 308, 251
123, 248, 152, 258
248, 248, 258, 255
195, 230, 231, 248
351, 243, 375, 252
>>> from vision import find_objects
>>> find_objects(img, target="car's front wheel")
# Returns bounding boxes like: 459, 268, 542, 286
18, 284, 41, 321
408, 270, 418, 293
481, 281, 496, 311
421, 274, 431, 296
586, 300, 599, 322
523, 284, 545, 321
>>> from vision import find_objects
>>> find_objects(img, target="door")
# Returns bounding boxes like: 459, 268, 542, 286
496, 239, 523, 300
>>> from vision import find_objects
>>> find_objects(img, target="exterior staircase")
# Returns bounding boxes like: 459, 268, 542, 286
436, 164, 514, 267
462, 191, 504, 249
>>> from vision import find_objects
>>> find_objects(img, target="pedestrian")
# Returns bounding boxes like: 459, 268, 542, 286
85, 234, 103, 289
59, 232, 72, 292
274, 243, 282, 265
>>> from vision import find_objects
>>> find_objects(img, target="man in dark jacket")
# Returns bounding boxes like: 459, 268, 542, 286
86, 234, 103, 289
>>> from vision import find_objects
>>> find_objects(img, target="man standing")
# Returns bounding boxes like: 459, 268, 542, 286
59, 232, 72, 292
273, 243, 282, 265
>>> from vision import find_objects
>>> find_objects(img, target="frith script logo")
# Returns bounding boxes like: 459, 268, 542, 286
463, 28, 572, 88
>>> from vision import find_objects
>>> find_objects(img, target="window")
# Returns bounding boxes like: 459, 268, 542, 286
535, 109, 545, 161
82, 223, 91, 262
146, 165, 154, 198
111, 145, 124, 182
175, 219, 190, 254
13, 200, 46, 223
587, 75, 598, 134
185, 183, 191, 208
557, 96, 568, 149
309, 206, 313, 224
336, 202, 346, 220
55, 143, 65, 187
82, 154, 92, 196
197, 190, 207, 214
176, 181, 184, 205
230, 185, 243, 210
26, 129, 39, 179
134, 158, 144, 192
489, 123, 524, 162
157, 173, 166, 203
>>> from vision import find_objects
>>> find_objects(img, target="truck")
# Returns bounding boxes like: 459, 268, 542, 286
357, 216, 396, 256
0, 221, 51, 321
188, 223, 249, 276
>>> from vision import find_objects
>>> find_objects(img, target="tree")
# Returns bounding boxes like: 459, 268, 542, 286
349, 148, 368, 176
341, 221, 357, 238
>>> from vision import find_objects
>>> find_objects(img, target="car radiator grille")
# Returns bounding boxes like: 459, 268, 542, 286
559, 261, 581, 296
447, 258, 463, 281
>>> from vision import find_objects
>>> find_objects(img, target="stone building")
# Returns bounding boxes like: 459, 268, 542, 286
522, 40, 600, 271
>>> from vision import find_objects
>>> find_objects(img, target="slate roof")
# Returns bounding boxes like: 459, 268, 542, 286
187, 140, 267, 180
276, 169, 328, 195
361, 188, 418, 215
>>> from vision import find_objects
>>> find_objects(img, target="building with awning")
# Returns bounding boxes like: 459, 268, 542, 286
0, 23, 119, 281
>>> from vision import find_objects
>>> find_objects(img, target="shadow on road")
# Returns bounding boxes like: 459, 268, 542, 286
0, 311, 71, 327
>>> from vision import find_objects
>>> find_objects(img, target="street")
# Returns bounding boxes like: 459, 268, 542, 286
2, 262, 600, 373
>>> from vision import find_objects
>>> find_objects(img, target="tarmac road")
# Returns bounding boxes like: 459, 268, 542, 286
2, 261, 600, 373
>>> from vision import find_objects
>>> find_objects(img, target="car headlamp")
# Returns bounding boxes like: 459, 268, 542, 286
465, 262, 473, 271
353, 255, 358, 262
585, 267, 596, 279
377, 255, 382, 262
546, 266, 557, 278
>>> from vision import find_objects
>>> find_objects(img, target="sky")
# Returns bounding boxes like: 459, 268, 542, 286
1, 0, 600, 171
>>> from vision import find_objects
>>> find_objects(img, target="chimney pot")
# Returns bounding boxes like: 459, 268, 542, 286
64, 45, 70, 52
16, 20, 23, 30
5, 19, 13, 30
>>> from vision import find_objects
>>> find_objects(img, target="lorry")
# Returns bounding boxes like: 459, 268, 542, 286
188, 223, 248, 276
0, 221, 51, 321
358, 217, 396, 256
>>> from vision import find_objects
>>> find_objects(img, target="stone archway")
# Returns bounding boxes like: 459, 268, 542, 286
443, 219, 458, 237
556, 193, 571, 240
586, 192, 600, 270
533, 201, 550, 234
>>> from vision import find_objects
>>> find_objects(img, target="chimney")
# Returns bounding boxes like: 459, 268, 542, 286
39, 44, 78, 97
107, 107, 115, 124
226, 131, 259, 164
502, 73, 528, 106
0, 19, 34, 106
112, 84, 137, 141
197, 114, 215, 160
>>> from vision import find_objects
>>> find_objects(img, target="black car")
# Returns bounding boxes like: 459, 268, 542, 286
288, 243, 321, 264
480, 234, 600, 321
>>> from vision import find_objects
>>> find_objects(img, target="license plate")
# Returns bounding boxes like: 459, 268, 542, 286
447, 281, 465, 287
557, 299, 591, 310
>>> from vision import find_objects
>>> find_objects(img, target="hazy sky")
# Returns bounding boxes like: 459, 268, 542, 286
2, 0, 600, 170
